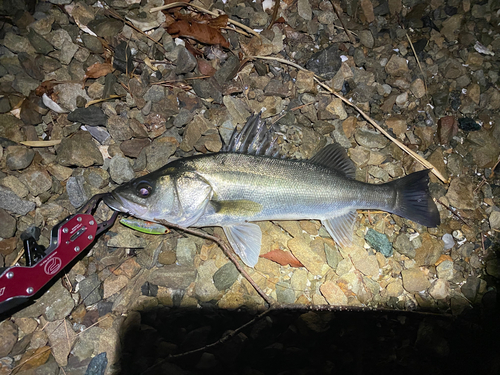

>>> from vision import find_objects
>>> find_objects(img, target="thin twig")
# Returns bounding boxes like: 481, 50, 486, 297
267, 0, 281, 30
150, 2, 260, 38
436, 198, 470, 227
155, 219, 274, 306
330, 0, 355, 43
406, 33, 427, 96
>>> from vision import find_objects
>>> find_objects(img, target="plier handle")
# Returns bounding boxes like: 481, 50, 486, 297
0, 194, 118, 316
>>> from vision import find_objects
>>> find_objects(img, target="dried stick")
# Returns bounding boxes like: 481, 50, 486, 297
155, 219, 274, 306
330, 0, 355, 43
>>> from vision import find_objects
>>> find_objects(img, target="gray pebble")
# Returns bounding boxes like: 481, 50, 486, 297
0, 208, 16, 238
6, 146, 34, 170
0, 185, 35, 215
66, 175, 89, 208
109, 155, 135, 184
213, 262, 240, 291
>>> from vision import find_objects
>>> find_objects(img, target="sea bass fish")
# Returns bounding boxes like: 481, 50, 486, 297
104, 114, 440, 267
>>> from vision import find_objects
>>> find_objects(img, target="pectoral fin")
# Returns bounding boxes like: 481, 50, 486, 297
223, 223, 262, 267
321, 210, 357, 248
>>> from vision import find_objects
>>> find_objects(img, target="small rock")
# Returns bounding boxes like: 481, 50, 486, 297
103, 274, 129, 299
410, 78, 426, 98
195, 260, 220, 302
5, 146, 35, 170
461, 277, 481, 303
81, 34, 104, 54
385, 55, 409, 76
46, 164, 73, 181
214, 55, 240, 85
386, 280, 403, 297
415, 233, 444, 266
288, 237, 324, 276
324, 243, 342, 270
175, 46, 197, 74
354, 128, 389, 149
145, 137, 178, 172
360, 0, 375, 22
109, 156, 135, 184
85, 352, 108, 375
442, 233, 455, 250
107, 231, 146, 248
276, 282, 296, 304
0, 114, 24, 143
488, 210, 500, 230
213, 262, 240, 291
176, 237, 198, 266
358, 30, 374, 48
43, 318, 77, 367
106, 115, 132, 141
352, 254, 379, 277
325, 98, 347, 120
66, 176, 89, 208
385, 115, 407, 137
0, 186, 35, 215
436, 260, 454, 280
401, 268, 431, 292
49, 29, 78, 65
429, 279, 450, 300
445, 177, 475, 210
27, 28, 54, 54
85, 125, 111, 144
458, 117, 481, 131
365, 228, 393, 257
53, 83, 91, 112
437, 116, 458, 145
79, 273, 102, 306
297, 0, 312, 20
148, 265, 196, 289
68, 106, 107, 126
0, 208, 16, 238
306, 44, 342, 79
19, 167, 52, 196
320, 280, 348, 305
120, 138, 151, 158
56, 131, 103, 167
0, 320, 18, 357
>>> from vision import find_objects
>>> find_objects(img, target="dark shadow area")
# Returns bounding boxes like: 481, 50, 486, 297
118, 292, 500, 375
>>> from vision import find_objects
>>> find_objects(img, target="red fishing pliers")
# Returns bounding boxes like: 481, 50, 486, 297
0, 194, 118, 316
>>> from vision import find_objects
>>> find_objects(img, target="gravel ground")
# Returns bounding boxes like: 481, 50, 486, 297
0, 0, 500, 373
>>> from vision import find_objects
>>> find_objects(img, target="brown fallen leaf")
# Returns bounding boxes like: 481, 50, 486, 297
84, 62, 114, 81
166, 18, 229, 48
260, 248, 304, 268
197, 58, 216, 76
35, 80, 58, 97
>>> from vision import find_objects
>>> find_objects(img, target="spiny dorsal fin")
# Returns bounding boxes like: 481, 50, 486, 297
223, 112, 280, 157
309, 144, 356, 179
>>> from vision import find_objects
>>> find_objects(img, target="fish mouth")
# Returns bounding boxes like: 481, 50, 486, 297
103, 192, 129, 213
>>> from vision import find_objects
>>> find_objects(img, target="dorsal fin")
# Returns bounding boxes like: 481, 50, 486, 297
309, 144, 356, 179
223, 112, 280, 157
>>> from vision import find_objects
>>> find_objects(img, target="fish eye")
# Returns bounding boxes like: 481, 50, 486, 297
136, 182, 153, 198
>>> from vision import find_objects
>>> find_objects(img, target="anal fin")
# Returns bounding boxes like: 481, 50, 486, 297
321, 210, 357, 248
223, 223, 262, 267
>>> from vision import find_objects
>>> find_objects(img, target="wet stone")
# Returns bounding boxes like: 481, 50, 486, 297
461, 277, 481, 303
445, 177, 475, 210
68, 106, 107, 126
176, 237, 198, 266
0, 186, 35, 215
393, 233, 415, 258
213, 262, 240, 291
6, 146, 35, 170
320, 280, 348, 305
324, 243, 342, 270
415, 233, 444, 266
214, 55, 240, 85
365, 228, 393, 257
106, 115, 132, 141
358, 29, 374, 48
195, 260, 220, 302
107, 231, 146, 248
49, 29, 78, 65
489, 211, 500, 230
56, 131, 103, 167
53, 83, 91, 112
27, 28, 54, 55
145, 137, 178, 171
436, 260, 454, 281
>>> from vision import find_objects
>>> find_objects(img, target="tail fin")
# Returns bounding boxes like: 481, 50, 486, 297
387, 170, 440, 227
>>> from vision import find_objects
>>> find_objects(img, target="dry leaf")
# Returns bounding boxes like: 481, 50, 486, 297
35, 80, 58, 97
84, 62, 114, 80
20, 140, 61, 147
260, 248, 304, 268
197, 59, 216, 76
166, 19, 230, 48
